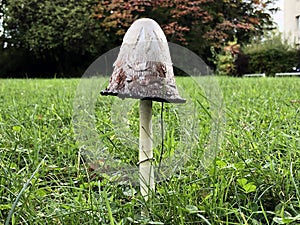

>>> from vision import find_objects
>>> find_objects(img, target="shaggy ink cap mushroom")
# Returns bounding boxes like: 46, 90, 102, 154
100, 18, 186, 103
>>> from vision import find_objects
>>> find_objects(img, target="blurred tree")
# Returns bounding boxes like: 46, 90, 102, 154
2, 0, 105, 53
0, 0, 277, 76
94, 0, 277, 49
94, 0, 212, 48
1, 0, 106, 75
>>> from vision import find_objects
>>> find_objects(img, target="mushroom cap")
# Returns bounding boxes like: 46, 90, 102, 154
101, 18, 186, 103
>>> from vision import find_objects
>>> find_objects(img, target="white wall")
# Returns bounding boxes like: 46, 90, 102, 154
284, 0, 300, 46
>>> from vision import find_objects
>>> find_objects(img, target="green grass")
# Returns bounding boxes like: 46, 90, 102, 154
0, 77, 299, 224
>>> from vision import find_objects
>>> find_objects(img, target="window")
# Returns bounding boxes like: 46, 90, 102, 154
297, 16, 300, 29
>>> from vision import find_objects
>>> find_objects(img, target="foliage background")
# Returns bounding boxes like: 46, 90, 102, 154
241, 35, 299, 76
0, 0, 278, 77
214, 34, 299, 77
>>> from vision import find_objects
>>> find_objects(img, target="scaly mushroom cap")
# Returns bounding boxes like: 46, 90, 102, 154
101, 18, 186, 103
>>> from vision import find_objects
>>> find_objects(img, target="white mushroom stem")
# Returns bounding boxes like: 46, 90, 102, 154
139, 100, 154, 201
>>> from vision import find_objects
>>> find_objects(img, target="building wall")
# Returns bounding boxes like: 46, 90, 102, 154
284, 0, 300, 46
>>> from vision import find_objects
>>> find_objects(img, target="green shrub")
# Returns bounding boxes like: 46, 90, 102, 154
216, 51, 236, 75
0, 46, 94, 78
239, 35, 299, 76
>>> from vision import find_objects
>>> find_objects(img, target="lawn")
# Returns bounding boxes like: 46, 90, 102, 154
0, 77, 299, 224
